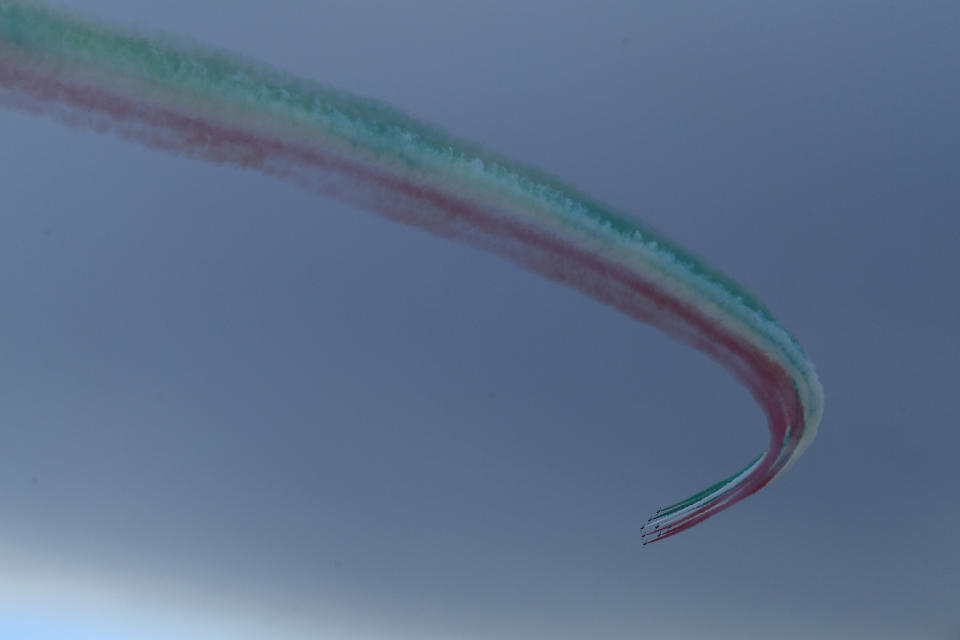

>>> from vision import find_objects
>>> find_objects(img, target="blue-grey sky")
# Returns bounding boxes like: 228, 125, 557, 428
1, 1, 958, 638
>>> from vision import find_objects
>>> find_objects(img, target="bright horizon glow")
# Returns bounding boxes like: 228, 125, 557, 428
0, 541, 410, 640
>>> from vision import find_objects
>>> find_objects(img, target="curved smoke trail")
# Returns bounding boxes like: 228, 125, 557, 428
0, 1, 822, 544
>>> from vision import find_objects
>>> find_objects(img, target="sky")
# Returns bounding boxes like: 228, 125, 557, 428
1, 1, 958, 638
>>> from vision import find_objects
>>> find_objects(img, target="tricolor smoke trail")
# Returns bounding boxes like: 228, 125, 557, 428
0, 1, 822, 544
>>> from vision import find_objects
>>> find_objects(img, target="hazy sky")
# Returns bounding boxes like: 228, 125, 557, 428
1, 1, 958, 638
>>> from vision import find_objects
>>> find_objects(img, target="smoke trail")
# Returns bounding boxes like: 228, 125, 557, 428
0, 1, 822, 544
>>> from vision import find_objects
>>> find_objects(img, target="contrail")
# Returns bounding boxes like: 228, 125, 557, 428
0, 1, 823, 544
